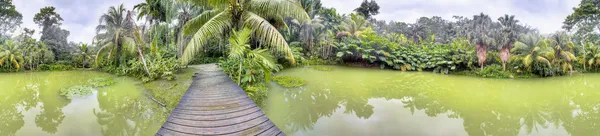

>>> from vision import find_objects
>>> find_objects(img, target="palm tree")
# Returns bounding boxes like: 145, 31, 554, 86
471, 13, 493, 70
579, 42, 600, 71
520, 37, 553, 72
0, 40, 24, 71
228, 28, 278, 85
133, 0, 167, 26
179, 0, 310, 65
498, 14, 519, 71
550, 32, 576, 73
172, 1, 202, 58
409, 23, 426, 44
74, 44, 93, 68
337, 13, 367, 38
95, 4, 150, 75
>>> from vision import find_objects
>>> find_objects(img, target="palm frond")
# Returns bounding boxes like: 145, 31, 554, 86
243, 12, 295, 64
523, 54, 533, 68
181, 10, 234, 65
178, 0, 228, 9
182, 9, 222, 35
95, 42, 115, 66
122, 37, 138, 55
247, 0, 310, 23
536, 56, 551, 67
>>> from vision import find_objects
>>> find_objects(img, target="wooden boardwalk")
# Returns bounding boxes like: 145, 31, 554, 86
157, 64, 284, 136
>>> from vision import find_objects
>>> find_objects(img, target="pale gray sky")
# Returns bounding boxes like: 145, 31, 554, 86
13, 0, 579, 43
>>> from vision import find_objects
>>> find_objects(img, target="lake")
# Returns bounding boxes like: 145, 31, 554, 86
263, 66, 600, 136
0, 71, 168, 135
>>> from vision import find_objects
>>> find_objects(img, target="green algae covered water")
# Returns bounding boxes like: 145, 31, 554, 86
263, 66, 600, 136
0, 71, 169, 136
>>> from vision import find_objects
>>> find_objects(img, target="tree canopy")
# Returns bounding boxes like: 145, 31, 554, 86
354, 0, 379, 19
0, 0, 22, 37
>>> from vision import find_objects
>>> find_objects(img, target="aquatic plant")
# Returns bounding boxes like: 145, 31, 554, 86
310, 66, 333, 71
272, 76, 307, 88
60, 86, 94, 99
88, 78, 115, 87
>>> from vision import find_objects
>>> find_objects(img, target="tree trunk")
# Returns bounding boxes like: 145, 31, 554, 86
137, 47, 151, 76
500, 46, 511, 71
476, 44, 487, 71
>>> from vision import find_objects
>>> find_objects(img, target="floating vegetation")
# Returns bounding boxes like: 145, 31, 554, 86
88, 78, 115, 87
310, 66, 333, 71
272, 76, 307, 88
60, 86, 94, 99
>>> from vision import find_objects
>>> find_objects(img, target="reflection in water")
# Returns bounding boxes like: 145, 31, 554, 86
263, 66, 600, 136
0, 71, 167, 135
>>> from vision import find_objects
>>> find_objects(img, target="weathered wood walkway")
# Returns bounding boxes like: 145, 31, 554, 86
157, 64, 284, 136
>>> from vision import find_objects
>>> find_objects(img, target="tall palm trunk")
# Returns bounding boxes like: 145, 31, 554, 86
500, 45, 511, 71
476, 44, 487, 70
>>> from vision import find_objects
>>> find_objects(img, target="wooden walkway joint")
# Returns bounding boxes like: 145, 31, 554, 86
157, 64, 284, 136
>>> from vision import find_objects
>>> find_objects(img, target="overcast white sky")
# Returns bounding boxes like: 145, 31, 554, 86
13, 0, 580, 44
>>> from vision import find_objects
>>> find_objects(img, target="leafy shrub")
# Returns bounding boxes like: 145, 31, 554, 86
476, 64, 513, 78
50, 64, 75, 71
38, 64, 50, 71
272, 76, 307, 88
60, 86, 94, 99
55, 60, 74, 66
105, 57, 180, 82
87, 78, 115, 87
310, 66, 333, 71
335, 36, 475, 74
189, 57, 222, 65
35, 64, 75, 71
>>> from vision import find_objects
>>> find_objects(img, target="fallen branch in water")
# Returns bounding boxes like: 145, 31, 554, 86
145, 94, 166, 107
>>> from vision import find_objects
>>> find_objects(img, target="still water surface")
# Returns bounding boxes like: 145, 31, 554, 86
264, 66, 600, 136
0, 71, 166, 136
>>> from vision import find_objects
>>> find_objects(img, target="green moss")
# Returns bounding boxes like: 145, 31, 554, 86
310, 66, 333, 71
272, 76, 307, 88
87, 78, 115, 87
60, 86, 94, 99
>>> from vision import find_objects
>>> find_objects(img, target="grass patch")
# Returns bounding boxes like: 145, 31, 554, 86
144, 68, 196, 109
272, 76, 307, 88
310, 66, 333, 71
60, 86, 94, 99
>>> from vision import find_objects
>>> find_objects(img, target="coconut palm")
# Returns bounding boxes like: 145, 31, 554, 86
0, 40, 24, 71
133, 0, 167, 25
95, 4, 150, 75
579, 43, 600, 71
337, 13, 367, 38
520, 36, 553, 71
74, 44, 93, 68
179, 0, 310, 65
550, 32, 576, 72
498, 14, 519, 71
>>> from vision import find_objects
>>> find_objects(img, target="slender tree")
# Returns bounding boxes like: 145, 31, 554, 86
498, 14, 519, 71
0, 0, 23, 37
471, 13, 493, 70
95, 4, 150, 75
